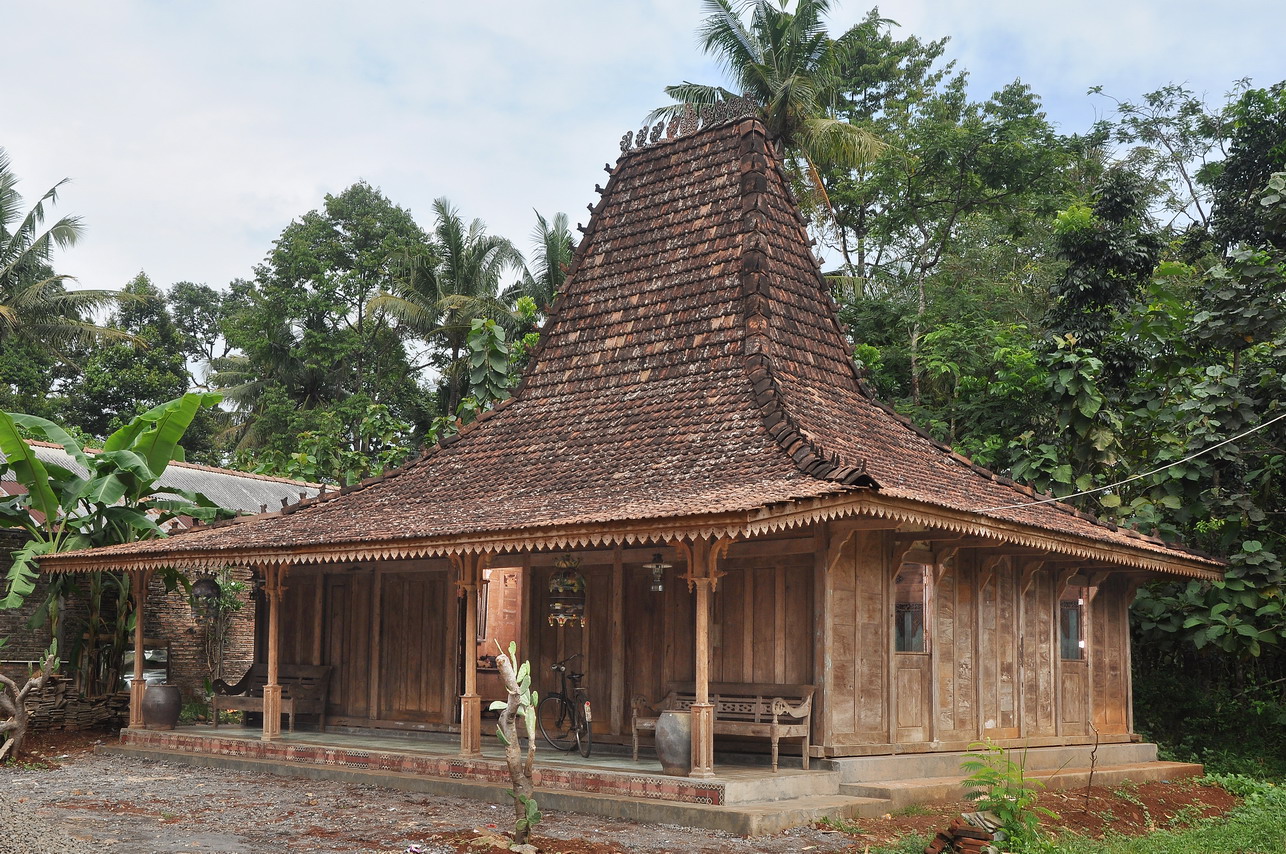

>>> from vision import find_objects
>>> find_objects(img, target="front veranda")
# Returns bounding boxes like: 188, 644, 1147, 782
120, 518, 1160, 769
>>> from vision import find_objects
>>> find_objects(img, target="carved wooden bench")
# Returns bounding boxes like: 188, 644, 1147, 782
631, 681, 814, 772
212, 663, 332, 732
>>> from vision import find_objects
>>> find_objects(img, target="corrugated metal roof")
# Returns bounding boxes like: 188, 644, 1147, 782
1, 441, 320, 515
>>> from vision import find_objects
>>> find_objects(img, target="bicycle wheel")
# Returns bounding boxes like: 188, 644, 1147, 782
537, 694, 577, 750
576, 698, 593, 758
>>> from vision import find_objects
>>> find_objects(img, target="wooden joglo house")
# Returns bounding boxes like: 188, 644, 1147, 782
41, 105, 1219, 824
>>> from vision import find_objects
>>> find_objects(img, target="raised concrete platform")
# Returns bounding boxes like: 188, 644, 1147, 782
828, 744, 1203, 810
105, 727, 885, 835
104, 730, 1197, 835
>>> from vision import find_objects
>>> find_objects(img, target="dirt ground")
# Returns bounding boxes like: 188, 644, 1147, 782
4, 729, 1239, 854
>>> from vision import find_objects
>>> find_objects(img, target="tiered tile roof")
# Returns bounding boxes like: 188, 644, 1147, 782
39, 116, 1220, 576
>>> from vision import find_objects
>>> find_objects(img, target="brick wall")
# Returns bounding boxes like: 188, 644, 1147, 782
0, 563, 257, 702
141, 569, 258, 700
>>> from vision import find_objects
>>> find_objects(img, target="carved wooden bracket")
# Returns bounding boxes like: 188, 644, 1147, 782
1085, 571, 1107, 603
1018, 559, 1044, 598
978, 554, 1006, 591
1055, 567, 1080, 599
263, 563, 287, 603
678, 535, 733, 592
451, 552, 490, 595
933, 544, 961, 583
890, 537, 917, 581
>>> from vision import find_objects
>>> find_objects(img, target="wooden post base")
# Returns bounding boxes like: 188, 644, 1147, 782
261, 684, 283, 741
128, 680, 147, 728
460, 693, 482, 756
689, 702, 715, 778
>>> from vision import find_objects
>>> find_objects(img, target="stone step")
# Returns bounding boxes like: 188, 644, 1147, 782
840, 761, 1204, 810
528, 789, 893, 836
825, 742, 1160, 783
720, 769, 842, 804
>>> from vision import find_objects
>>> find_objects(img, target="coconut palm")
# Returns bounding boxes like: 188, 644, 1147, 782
371, 198, 523, 414
656, 0, 882, 204
0, 148, 130, 354
506, 211, 574, 313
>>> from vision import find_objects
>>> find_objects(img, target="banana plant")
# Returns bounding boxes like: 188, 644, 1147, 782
0, 392, 233, 619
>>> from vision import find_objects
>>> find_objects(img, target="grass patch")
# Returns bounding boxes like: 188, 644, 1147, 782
891, 803, 935, 816
1045, 776, 1285, 854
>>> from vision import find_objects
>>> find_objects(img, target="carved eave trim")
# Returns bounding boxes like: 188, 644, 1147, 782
38, 489, 1222, 579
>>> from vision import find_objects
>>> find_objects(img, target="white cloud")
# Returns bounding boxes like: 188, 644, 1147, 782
2, 0, 1279, 296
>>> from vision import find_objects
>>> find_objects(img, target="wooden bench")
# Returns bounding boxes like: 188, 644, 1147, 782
631, 681, 814, 772
212, 664, 332, 733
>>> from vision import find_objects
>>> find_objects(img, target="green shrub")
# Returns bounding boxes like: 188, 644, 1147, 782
961, 740, 1058, 853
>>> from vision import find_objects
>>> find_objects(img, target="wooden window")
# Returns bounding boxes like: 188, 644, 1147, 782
894, 564, 930, 653
1059, 587, 1086, 660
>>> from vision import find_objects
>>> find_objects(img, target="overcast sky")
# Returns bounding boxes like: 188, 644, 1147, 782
3, 1, 1280, 297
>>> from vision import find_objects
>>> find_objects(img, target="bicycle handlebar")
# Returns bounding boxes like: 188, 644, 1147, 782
551, 652, 582, 672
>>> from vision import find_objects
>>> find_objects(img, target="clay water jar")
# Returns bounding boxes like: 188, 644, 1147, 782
654, 709, 692, 776
141, 684, 182, 730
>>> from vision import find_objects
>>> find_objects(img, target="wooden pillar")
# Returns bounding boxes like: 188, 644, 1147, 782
456, 553, 484, 757
610, 545, 625, 736
262, 562, 286, 741
127, 569, 150, 729
683, 536, 729, 779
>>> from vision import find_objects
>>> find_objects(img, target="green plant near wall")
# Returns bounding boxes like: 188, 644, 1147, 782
961, 740, 1058, 852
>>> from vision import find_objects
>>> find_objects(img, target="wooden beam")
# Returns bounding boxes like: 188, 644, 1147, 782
454, 553, 484, 756
127, 569, 151, 729
892, 531, 985, 544
610, 545, 625, 736
262, 562, 285, 741
684, 535, 731, 779
812, 523, 829, 751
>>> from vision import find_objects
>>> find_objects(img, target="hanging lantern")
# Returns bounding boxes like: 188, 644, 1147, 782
642, 553, 671, 593
192, 576, 222, 601
547, 555, 587, 627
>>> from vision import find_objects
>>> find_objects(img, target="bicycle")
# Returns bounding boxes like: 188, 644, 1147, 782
537, 653, 592, 757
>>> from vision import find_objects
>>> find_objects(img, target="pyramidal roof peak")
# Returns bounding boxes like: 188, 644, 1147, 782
39, 112, 1222, 573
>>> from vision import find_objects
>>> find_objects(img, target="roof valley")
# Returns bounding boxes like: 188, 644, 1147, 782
732, 120, 876, 488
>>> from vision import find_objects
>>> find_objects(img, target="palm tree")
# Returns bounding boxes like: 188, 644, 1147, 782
656, 0, 882, 205
0, 148, 130, 354
506, 211, 574, 313
371, 198, 523, 414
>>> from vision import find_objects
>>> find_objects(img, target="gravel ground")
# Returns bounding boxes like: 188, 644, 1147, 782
2, 749, 855, 854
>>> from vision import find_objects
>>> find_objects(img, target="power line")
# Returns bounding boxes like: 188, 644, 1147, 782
981, 409, 1286, 513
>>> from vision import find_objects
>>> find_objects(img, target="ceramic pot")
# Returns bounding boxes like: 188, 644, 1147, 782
655, 709, 692, 776
141, 684, 182, 730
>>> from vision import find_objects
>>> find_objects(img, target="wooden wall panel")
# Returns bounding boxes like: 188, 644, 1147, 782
377, 570, 449, 722
828, 532, 857, 736
980, 564, 1019, 739
279, 572, 320, 666
323, 572, 371, 719
1060, 664, 1088, 732
934, 554, 977, 742
1020, 573, 1057, 737
1092, 576, 1130, 734
623, 561, 666, 710
996, 567, 1019, 733
784, 560, 813, 685
854, 531, 887, 737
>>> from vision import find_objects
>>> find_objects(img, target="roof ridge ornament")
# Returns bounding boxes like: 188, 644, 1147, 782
620, 94, 759, 154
